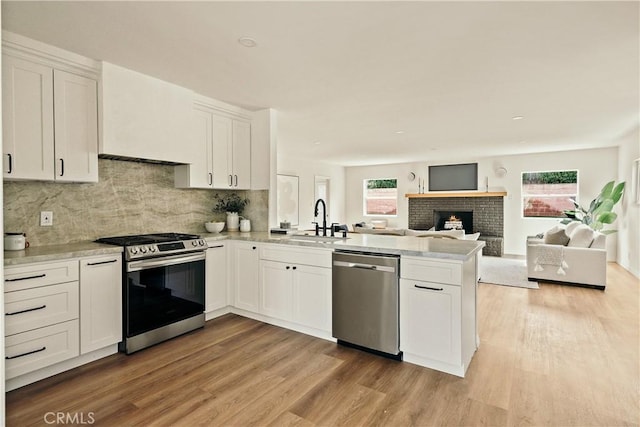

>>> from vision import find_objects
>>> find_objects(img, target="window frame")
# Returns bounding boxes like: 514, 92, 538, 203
521, 170, 579, 219
363, 178, 398, 217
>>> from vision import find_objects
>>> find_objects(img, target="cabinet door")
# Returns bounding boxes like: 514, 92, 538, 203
232, 120, 251, 189
292, 265, 331, 332
400, 278, 461, 365
53, 69, 98, 182
79, 256, 122, 354
2, 54, 54, 180
206, 244, 228, 312
232, 241, 260, 312
259, 260, 293, 321
211, 114, 233, 188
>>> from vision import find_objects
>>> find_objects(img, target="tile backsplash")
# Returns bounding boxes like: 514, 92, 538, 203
3, 159, 269, 247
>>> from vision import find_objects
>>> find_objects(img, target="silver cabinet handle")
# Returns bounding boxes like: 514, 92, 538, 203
127, 252, 205, 272
234, 174, 238, 186
228, 175, 233, 186
6, 153, 12, 174
414, 284, 444, 291
6, 347, 46, 360
208, 173, 213, 186
333, 260, 395, 273
6, 304, 46, 316
59, 158, 65, 176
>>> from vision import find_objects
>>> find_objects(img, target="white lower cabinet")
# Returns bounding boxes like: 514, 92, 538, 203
79, 255, 122, 354
257, 244, 332, 337
231, 241, 260, 312
399, 255, 477, 377
292, 265, 331, 332
260, 260, 293, 320
206, 243, 229, 314
400, 279, 461, 364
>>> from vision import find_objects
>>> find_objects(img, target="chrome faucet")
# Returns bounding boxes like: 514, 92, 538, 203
314, 198, 328, 236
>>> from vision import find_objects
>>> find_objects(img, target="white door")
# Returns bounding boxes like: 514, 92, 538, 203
232, 242, 260, 312
53, 70, 98, 182
206, 244, 228, 312
79, 256, 122, 354
2, 55, 54, 180
259, 260, 293, 321
232, 120, 251, 189
189, 107, 214, 188
292, 265, 332, 332
211, 114, 233, 188
400, 278, 461, 364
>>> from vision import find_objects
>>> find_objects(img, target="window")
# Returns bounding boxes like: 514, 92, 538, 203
363, 178, 397, 216
522, 170, 578, 218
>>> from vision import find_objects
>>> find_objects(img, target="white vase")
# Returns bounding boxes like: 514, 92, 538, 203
226, 212, 240, 231
240, 219, 251, 232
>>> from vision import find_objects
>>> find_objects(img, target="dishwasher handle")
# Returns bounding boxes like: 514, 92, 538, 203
333, 260, 396, 273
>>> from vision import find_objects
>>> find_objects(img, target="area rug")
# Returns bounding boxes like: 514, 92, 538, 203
479, 256, 539, 289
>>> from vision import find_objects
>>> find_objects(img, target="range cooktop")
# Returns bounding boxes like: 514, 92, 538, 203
96, 233, 205, 260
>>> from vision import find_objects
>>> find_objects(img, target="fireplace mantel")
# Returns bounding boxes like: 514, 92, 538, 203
405, 191, 507, 199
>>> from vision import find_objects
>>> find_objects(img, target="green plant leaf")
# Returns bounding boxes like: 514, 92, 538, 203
598, 212, 618, 224
563, 210, 577, 219
611, 182, 625, 204
591, 221, 603, 231
593, 199, 614, 217
600, 181, 615, 199
602, 229, 619, 235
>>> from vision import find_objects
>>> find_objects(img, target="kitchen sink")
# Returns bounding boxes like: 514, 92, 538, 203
288, 234, 349, 243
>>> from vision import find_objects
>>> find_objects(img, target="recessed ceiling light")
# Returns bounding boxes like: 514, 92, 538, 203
512, 116, 524, 120
313, 141, 321, 145
395, 130, 405, 134
238, 37, 257, 48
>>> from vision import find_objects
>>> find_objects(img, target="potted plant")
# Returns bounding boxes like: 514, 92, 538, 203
561, 180, 625, 234
213, 193, 250, 231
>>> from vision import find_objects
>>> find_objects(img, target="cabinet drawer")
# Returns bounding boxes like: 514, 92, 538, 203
5, 281, 79, 336
5, 320, 80, 379
401, 256, 462, 285
4, 260, 79, 292
260, 244, 332, 268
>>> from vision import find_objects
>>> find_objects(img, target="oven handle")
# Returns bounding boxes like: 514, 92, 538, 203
127, 252, 205, 272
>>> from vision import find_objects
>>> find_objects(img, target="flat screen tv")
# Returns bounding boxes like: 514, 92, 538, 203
428, 163, 478, 191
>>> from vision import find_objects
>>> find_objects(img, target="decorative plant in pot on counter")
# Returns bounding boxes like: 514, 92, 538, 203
561, 180, 625, 234
212, 192, 250, 232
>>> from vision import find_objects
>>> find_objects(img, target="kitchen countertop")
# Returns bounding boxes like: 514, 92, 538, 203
4, 242, 123, 267
4, 231, 484, 267
203, 231, 484, 260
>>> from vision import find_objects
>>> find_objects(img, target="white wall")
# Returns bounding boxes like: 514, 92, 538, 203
278, 155, 346, 230
345, 147, 619, 257
616, 127, 640, 277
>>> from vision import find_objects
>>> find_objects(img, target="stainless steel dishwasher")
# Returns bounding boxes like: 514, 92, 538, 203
332, 250, 402, 358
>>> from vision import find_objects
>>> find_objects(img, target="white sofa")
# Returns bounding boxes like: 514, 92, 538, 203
526, 223, 607, 290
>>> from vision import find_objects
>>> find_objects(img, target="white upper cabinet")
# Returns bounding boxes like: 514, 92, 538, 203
101, 62, 196, 164
2, 32, 99, 182
53, 70, 98, 182
175, 95, 252, 190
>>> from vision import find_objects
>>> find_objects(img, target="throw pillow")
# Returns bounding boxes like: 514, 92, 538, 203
565, 221, 580, 236
406, 229, 465, 239
464, 232, 481, 241
567, 224, 595, 248
543, 226, 570, 245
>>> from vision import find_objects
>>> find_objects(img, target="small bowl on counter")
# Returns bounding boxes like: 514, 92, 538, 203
205, 222, 225, 233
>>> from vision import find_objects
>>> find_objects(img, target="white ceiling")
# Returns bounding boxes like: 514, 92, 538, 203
2, 1, 638, 166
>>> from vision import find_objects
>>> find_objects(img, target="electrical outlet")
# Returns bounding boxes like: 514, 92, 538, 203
40, 211, 53, 226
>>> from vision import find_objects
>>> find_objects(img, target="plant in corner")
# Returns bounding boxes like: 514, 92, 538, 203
561, 180, 625, 234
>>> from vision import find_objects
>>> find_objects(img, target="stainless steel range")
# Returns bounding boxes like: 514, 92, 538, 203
96, 233, 207, 354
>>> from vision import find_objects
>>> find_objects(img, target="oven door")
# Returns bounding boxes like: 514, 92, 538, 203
125, 251, 205, 338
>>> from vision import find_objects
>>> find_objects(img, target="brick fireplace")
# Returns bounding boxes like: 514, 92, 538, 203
408, 194, 505, 256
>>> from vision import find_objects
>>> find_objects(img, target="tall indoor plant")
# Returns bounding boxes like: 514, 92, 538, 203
213, 192, 250, 231
561, 180, 625, 234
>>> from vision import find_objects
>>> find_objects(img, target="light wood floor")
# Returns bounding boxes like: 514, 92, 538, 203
6, 262, 639, 426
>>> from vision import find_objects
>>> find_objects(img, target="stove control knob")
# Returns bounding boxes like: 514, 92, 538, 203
130, 247, 138, 255
192, 241, 198, 246
199, 240, 205, 246
139, 246, 147, 253
149, 246, 156, 252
